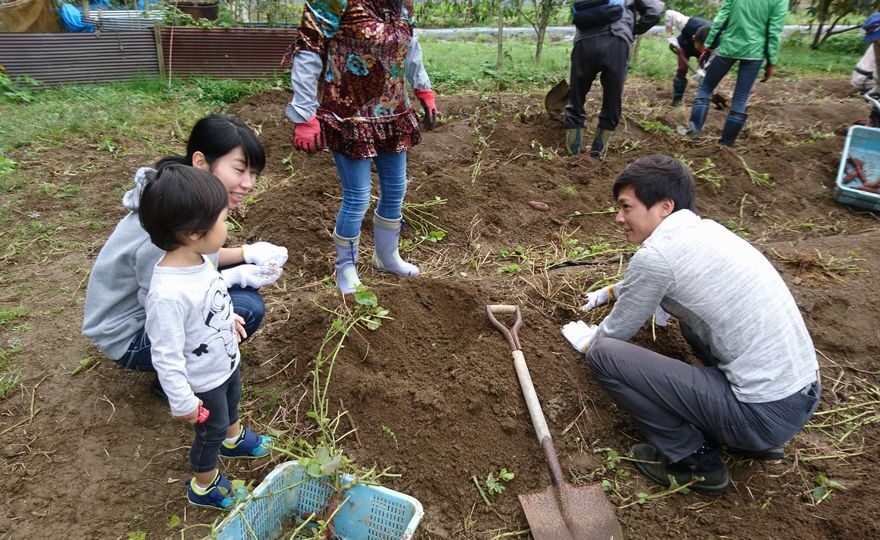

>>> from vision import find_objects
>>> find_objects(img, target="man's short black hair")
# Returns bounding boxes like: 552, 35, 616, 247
139, 164, 228, 251
694, 25, 711, 45
612, 154, 695, 212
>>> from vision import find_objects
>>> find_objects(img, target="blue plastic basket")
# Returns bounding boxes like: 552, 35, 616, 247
835, 125, 880, 211
214, 461, 423, 540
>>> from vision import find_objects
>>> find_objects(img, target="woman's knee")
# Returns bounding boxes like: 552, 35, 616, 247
228, 288, 265, 337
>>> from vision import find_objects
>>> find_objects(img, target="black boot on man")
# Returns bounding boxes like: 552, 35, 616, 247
719, 111, 748, 146
672, 77, 688, 107
590, 128, 611, 159
632, 441, 729, 493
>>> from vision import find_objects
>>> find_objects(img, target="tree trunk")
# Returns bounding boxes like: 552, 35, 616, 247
467, 0, 473, 24
535, 25, 546, 64
497, 4, 504, 70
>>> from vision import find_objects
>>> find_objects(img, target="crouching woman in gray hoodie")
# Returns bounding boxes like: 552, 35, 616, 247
83, 115, 288, 395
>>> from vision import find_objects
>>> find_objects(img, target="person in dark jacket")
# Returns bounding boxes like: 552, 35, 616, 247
665, 9, 712, 106
564, 0, 664, 158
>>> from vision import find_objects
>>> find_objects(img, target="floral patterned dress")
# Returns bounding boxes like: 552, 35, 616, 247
290, 0, 422, 159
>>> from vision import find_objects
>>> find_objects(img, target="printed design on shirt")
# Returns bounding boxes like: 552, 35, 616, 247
192, 276, 238, 370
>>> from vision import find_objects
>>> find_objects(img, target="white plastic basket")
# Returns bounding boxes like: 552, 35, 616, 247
214, 461, 423, 539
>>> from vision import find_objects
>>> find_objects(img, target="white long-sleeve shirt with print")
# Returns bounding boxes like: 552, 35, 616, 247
145, 257, 241, 417
595, 210, 817, 403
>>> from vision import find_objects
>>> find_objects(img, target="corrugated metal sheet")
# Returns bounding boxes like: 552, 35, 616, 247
159, 27, 297, 79
84, 9, 163, 32
0, 30, 159, 86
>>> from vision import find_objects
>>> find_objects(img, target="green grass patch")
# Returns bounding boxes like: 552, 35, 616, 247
0, 305, 26, 326
0, 76, 286, 156
422, 32, 862, 93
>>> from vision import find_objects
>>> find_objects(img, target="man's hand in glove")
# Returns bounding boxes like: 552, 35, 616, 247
221, 264, 282, 289
414, 89, 438, 130
562, 320, 598, 353
580, 285, 616, 312
242, 242, 288, 267
761, 63, 774, 83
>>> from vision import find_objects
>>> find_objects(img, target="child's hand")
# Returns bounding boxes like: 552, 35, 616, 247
175, 399, 203, 424
234, 315, 247, 343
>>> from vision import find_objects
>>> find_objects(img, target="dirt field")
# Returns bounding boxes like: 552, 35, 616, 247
1, 76, 879, 539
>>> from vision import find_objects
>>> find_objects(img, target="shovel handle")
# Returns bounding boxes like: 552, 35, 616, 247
512, 350, 566, 488
485, 305, 522, 351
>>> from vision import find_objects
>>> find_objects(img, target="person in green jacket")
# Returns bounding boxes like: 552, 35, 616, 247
684, 0, 787, 146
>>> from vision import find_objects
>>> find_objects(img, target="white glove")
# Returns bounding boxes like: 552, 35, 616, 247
580, 284, 617, 313
221, 264, 282, 289
654, 306, 670, 327
242, 242, 288, 267
561, 320, 598, 353
667, 36, 680, 50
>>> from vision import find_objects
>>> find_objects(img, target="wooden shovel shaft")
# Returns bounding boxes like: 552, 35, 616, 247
512, 349, 566, 487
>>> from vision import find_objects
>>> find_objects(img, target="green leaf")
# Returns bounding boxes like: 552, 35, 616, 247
307, 462, 322, 478
601, 479, 612, 492
320, 453, 342, 475
365, 318, 382, 331
499, 468, 514, 481
127, 532, 147, 540
812, 485, 828, 503
167, 515, 180, 528
354, 287, 377, 306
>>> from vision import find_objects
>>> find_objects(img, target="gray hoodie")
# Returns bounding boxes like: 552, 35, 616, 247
82, 168, 219, 361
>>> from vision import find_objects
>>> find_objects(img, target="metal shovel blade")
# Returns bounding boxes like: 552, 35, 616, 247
519, 483, 623, 540
544, 79, 570, 115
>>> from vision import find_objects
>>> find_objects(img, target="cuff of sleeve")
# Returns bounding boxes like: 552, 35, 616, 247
170, 394, 200, 418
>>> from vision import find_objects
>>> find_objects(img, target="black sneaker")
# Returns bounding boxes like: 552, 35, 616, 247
151, 376, 167, 400
632, 443, 729, 493
728, 446, 784, 461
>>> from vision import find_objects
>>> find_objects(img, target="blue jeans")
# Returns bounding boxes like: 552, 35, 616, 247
332, 150, 408, 238
117, 286, 265, 371
696, 55, 763, 115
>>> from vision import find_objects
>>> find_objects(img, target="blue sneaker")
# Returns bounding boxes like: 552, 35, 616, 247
187, 473, 234, 510
220, 427, 272, 459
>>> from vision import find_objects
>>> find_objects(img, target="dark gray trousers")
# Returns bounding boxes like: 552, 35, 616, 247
564, 34, 630, 131
190, 367, 241, 473
586, 336, 819, 462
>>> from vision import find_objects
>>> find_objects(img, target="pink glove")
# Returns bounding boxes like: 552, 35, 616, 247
294, 116, 323, 153
414, 89, 438, 130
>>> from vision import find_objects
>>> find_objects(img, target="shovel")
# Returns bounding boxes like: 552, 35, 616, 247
545, 79, 570, 115
486, 305, 623, 540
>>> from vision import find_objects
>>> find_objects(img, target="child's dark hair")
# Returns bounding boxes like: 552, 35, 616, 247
139, 164, 229, 251
694, 25, 711, 44
612, 155, 695, 212
155, 114, 266, 174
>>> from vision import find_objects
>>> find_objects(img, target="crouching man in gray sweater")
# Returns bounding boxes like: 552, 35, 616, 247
562, 154, 819, 492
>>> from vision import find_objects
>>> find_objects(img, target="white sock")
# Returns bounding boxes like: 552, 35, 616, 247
224, 429, 242, 446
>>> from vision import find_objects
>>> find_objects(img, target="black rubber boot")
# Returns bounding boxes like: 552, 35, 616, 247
672, 77, 687, 107
564, 127, 582, 155
719, 111, 748, 146
632, 442, 729, 493
589, 128, 611, 159
686, 97, 710, 139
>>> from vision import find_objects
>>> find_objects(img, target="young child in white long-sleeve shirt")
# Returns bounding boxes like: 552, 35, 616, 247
140, 164, 272, 510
